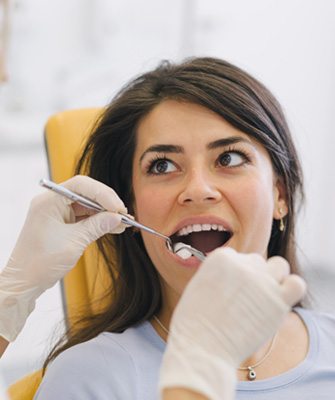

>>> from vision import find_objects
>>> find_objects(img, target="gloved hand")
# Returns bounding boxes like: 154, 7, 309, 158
159, 247, 306, 400
0, 175, 127, 342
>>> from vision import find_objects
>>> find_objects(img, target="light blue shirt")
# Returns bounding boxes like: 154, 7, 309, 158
34, 307, 335, 399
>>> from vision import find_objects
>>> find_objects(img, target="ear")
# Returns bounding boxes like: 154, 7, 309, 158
273, 177, 288, 219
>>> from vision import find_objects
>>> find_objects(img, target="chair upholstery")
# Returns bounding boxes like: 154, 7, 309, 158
43, 107, 113, 324
8, 108, 110, 399
7, 371, 42, 400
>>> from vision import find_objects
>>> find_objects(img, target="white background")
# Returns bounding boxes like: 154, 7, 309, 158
0, 0, 334, 387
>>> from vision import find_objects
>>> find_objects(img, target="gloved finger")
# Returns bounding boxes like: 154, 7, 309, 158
62, 175, 127, 214
266, 256, 290, 283
75, 212, 126, 245
71, 203, 98, 218
280, 274, 307, 306
244, 252, 267, 273
28, 191, 75, 223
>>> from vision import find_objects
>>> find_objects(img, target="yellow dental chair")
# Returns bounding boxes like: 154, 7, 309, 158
8, 108, 110, 399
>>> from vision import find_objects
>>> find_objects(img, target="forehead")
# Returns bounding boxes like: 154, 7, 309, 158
135, 100, 261, 153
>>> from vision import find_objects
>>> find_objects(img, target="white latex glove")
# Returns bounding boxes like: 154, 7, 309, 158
0, 175, 128, 342
159, 247, 306, 400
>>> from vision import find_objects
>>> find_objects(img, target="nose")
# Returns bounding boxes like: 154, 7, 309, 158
178, 168, 222, 205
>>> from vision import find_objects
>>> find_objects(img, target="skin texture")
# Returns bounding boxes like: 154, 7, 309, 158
132, 99, 287, 314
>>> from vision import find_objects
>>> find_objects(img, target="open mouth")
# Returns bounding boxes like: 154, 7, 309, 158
170, 223, 233, 255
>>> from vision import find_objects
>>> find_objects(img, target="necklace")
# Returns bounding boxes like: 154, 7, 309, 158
154, 315, 170, 335
237, 334, 277, 381
153, 315, 277, 381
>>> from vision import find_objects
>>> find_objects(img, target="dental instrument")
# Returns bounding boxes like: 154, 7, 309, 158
39, 179, 206, 261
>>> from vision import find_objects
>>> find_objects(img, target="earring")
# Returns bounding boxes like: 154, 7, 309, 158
279, 208, 285, 232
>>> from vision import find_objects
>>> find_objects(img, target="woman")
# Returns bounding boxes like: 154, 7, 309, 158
1, 57, 333, 399
0, 177, 303, 400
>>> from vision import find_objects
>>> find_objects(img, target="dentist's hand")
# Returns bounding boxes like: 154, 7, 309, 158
160, 248, 306, 400
0, 175, 127, 342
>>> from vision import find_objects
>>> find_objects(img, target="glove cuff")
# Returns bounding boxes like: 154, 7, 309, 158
0, 287, 37, 341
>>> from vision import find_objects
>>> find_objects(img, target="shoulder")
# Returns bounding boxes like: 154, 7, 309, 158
35, 321, 164, 400
296, 306, 335, 331
296, 307, 335, 355
34, 333, 135, 400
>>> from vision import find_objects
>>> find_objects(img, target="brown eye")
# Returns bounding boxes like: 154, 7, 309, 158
155, 160, 169, 173
219, 153, 232, 167
148, 158, 177, 175
217, 151, 247, 168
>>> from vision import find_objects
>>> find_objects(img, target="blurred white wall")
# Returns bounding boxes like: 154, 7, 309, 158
0, 0, 334, 387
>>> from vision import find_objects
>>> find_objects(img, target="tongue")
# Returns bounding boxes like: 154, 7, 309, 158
187, 231, 225, 253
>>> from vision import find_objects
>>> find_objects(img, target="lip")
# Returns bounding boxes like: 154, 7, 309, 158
168, 215, 234, 236
168, 248, 203, 268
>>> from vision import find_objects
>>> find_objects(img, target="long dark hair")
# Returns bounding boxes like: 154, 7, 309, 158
44, 57, 304, 369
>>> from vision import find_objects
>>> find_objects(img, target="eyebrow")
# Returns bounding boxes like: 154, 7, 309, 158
139, 136, 253, 163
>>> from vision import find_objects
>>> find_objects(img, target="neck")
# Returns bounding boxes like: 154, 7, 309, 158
153, 282, 180, 340
239, 335, 275, 368
152, 310, 172, 342
237, 311, 308, 381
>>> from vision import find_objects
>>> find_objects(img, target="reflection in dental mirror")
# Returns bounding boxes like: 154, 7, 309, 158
173, 242, 193, 260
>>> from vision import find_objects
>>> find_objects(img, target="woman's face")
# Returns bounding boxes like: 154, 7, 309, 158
132, 100, 287, 308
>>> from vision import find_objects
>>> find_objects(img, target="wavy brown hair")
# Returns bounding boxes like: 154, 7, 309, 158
44, 57, 304, 370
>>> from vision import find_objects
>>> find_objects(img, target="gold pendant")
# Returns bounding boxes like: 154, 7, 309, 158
247, 366, 256, 381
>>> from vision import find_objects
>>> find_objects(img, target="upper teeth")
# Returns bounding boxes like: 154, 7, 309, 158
177, 224, 228, 237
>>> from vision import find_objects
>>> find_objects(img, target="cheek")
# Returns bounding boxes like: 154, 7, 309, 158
133, 184, 174, 225
237, 180, 274, 212
133, 186, 193, 295
230, 177, 275, 250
